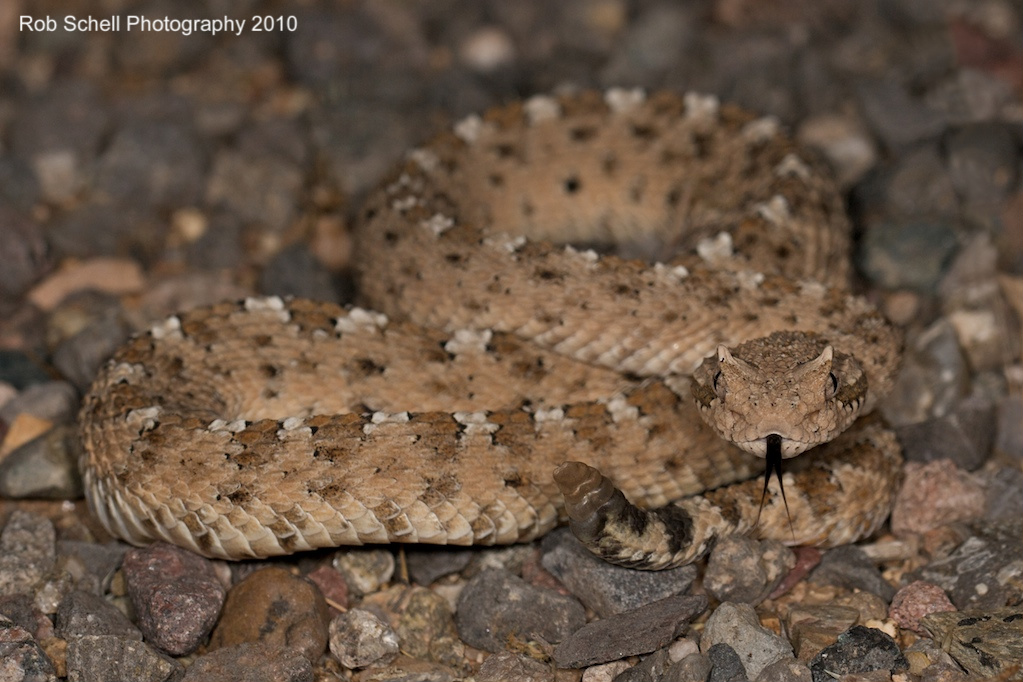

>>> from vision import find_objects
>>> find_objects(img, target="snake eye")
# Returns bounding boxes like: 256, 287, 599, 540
826, 371, 839, 399
712, 370, 723, 395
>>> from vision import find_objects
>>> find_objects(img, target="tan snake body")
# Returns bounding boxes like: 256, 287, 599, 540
79, 90, 902, 564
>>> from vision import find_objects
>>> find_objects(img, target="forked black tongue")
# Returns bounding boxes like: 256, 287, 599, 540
755, 433, 795, 540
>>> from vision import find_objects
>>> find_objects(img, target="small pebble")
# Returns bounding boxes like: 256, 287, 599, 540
56, 590, 141, 640
0, 208, 50, 301
756, 656, 813, 682
889, 581, 956, 635
881, 319, 968, 427
0, 614, 59, 682
855, 78, 947, 149
0, 594, 54, 645
209, 566, 329, 663
459, 26, 517, 72
797, 114, 877, 188
0, 510, 56, 598
457, 568, 586, 655
205, 148, 303, 233
916, 521, 1023, 609
890, 460, 986, 535
896, 394, 996, 471
304, 565, 349, 612
258, 242, 340, 302
554, 594, 707, 669
65, 634, 181, 682
93, 121, 205, 209
786, 604, 860, 661
0, 381, 78, 425
809, 625, 908, 682
706, 642, 747, 682
404, 547, 474, 586
701, 601, 792, 679
181, 642, 313, 682
475, 651, 553, 682
391, 585, 460, 663
328, 608, 400, 669
983, 466, 1023, 522
332, 548, 395, 596
703, 535, 794, 605
857, 219, 959, 292
541, 527, 697, 617
0, 423, 83, 499
809, 546, 895, 602
122, 543, 226, 656
663, 652, 712, 682
944, 123, 1019, 209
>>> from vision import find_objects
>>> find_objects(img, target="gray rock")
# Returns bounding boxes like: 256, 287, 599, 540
944, 123, 1019, 208
916, 520, 1023, 610
181, 642, 313, 682
0, 423, 84, 499
51, 304, 132, 392
0, 351, 52, 391
541, 527, 697, 617
55, 541, 128, 596
856, 78, 947, 149
331, 548, 395, 596
809, 625, 908, 682
56, 590, 142, 640
809, 546, 895, 602
11, 81, 109, 201
328, 608, 399, 669
205, 147, 303, 233
46, 202, 164, 263
785, 604, 860, 661
704, 536, 794, 605
701, 602, 791, 680
983, 466, 1023, 523
0, 156, 42, 213
0, 381, 78, 425
95, 121, 206, 209
882, 144, 959, 219
921, 607, 1023, 680
122, 542, 226, 656
896, 393, 996, 470
0, 593, 53, 641
755, 657, 812, 682
0, 209, 50, 301
881, 319, 968, 428
0, 510, 56, 598
65, 635, 181, 682
663, 652, 712, 682
0, 615, 58, 682
456, 568, 585, 654
857, 219, 959, 292
599, 4, 695, 86
184, 210, 245, 271
258, 243, 339, 302
554, 594, 707, 669
995, 395, 1023, 460
707, 643, 748, 682
475, 652, 552, 682
404, 547, 474, 586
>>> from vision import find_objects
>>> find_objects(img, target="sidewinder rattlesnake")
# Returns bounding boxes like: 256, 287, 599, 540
79, 90, 903, 566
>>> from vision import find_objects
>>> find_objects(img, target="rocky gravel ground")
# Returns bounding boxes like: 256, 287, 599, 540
1, 0, 1023, 680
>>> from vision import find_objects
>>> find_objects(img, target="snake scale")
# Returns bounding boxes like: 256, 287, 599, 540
79, 90, 903, 566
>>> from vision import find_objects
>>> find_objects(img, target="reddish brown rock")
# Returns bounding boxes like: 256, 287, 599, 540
122, 542, 225, 656
209, 567, 329, 663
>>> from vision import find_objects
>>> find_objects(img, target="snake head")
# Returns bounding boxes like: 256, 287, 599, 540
691, 330, 867, 458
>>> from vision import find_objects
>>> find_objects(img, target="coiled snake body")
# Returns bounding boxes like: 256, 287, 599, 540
80, 91, 902, 565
